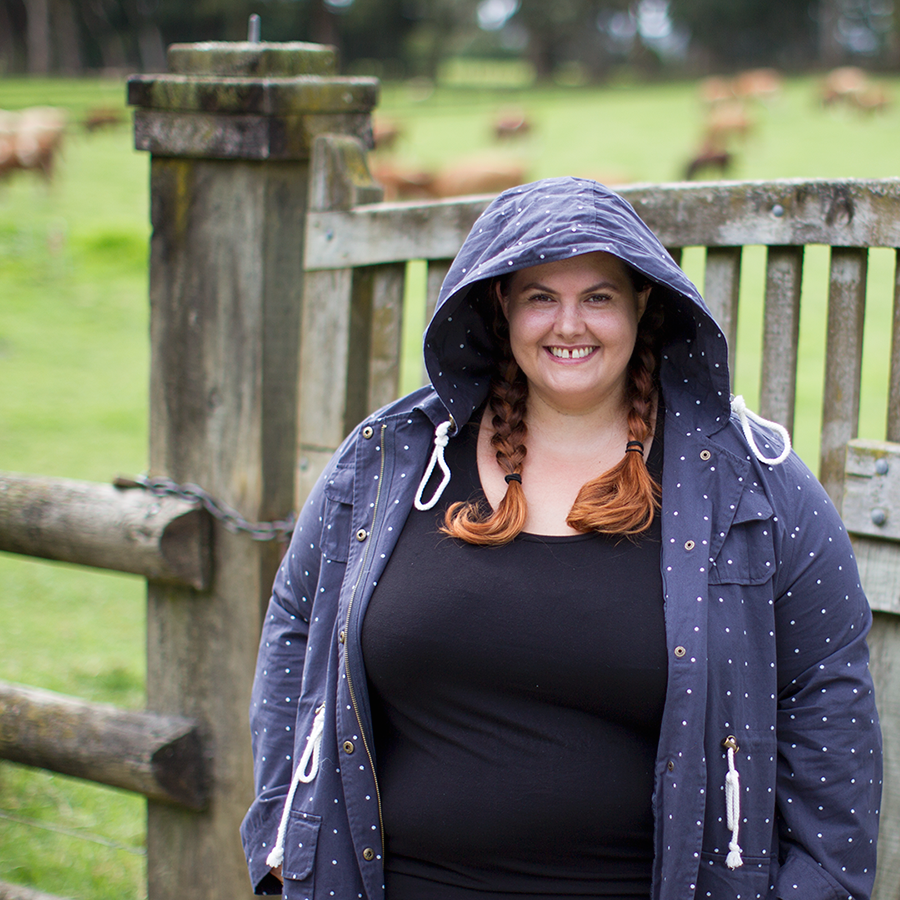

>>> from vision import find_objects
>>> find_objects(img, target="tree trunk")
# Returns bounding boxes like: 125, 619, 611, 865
818, 0, 844, 68
52, 0, 81, 74
24, 0, 50, 73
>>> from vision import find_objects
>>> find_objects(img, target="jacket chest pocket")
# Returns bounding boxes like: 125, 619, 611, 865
708, 489, 775, 586
321, 466, 354, 564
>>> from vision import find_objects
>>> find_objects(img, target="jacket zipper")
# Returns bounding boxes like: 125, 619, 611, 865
343, 423, 387, 856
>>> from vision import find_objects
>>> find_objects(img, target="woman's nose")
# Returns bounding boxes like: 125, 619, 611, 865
555, 301, 585, 336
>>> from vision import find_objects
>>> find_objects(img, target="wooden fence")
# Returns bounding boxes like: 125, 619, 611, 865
1, 37, 900, 900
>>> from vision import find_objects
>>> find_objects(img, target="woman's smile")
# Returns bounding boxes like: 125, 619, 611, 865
547, 346, 597, 360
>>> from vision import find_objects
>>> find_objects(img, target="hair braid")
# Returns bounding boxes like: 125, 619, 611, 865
441, 358, 531, 544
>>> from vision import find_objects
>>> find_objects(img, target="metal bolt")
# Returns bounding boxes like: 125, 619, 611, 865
871, 508, 888, 527
875, 458, 889, 475
772, 204, 785, 217
248, 14, 261, 42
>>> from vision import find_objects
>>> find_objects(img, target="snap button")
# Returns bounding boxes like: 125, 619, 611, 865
363, 848, 375, 861
362, 426, 374, 439
356, 528, 368, 542
667, 760, 676, 772
343, 740, 355, 754
700, 449, 711, 461
674, 646, 686, 658
684, 540, 695, 551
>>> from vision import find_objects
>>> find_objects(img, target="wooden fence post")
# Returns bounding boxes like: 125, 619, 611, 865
128, 41, 377, 899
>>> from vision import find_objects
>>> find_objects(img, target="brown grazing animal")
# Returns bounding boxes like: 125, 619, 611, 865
373, 157, 528, 201
0, 107, 66, 181
684, 146, 732, 181
493, 107, 532, 140
83, 107, 124, 132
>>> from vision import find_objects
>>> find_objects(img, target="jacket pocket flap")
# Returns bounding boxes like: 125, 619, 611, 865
709, 490, 775, 586
283, 811, 322, 881
321, 465, 354, 563
323, 464, 354, 504
731, 487, 773, 525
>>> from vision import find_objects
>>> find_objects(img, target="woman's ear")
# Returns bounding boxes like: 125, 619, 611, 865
636, 285, 652, 321
494, 278, 510, 319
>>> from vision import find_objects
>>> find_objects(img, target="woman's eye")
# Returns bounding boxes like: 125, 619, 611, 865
526, 293, 554, 303
587, 294, 612, 303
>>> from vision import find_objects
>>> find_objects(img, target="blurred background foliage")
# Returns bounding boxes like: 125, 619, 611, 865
0, 0, 898, 81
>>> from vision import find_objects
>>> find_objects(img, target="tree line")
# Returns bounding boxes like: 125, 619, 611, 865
0, 0, 897, 80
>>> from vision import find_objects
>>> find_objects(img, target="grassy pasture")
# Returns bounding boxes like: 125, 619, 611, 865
0, 70, 898, 898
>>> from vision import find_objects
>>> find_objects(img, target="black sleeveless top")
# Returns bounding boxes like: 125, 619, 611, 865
362, 416, 667, 899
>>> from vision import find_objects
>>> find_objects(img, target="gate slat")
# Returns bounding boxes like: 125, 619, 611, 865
760, 246, 804, 432
889, 249, 900, 443
703, 246, 742, 385
368, 263, 407, 413
298, 267, 357, 498
820, 247, 868, 507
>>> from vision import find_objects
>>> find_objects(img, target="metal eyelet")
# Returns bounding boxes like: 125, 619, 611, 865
700, 449, 711, 461
362, 426, 374, 439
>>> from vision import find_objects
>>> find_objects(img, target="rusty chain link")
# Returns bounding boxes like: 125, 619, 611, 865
115, 475, 295, 542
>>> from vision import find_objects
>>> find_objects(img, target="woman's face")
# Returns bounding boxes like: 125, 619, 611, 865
498, 251, 650, 416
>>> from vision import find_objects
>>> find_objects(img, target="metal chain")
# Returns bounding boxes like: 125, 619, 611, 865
115, 475, 295, 541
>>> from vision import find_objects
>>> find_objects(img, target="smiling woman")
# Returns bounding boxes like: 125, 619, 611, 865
242, 177, 882, 900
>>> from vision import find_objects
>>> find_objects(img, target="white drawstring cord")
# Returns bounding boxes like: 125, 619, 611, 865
730, 395, 792, 465
414, 419, 454, 510
266, 703, 326, 870
724, 738, 744, 870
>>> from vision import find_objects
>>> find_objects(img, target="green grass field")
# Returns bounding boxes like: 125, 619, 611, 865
0, 69, 898, 898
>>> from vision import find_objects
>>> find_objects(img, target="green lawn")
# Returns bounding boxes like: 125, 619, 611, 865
0, 69, 898, 898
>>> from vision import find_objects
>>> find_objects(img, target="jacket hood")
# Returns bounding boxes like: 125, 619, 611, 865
423, 176, 733, 434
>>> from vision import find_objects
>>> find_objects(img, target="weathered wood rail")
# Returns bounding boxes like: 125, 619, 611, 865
2, 36, 900, 900
0, 473, 211, 588
0, 681, 207, 809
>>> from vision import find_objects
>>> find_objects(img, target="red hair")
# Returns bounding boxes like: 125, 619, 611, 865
442, 277, 663, 546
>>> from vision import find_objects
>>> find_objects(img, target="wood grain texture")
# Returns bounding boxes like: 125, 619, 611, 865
759, 246, 803, 432
703, 246, 741, 382
0, 681, 207, 809
864, 612, 900, 900
146, 152, 308, 897
820, 247, 868, 508
305, 178, 900, 271
889, 250, 900, 443
0, 473, 210, 589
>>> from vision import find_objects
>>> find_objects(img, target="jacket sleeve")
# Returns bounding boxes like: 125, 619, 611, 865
239, 457, 341, 894
770, 455, 882, 900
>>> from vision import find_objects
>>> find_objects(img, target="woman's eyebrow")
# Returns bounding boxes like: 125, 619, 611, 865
517, 279, 621, 293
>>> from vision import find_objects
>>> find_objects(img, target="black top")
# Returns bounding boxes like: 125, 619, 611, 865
362, 414, 667, 899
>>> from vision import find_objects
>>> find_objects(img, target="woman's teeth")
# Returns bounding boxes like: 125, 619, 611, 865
549, 347, 594, 359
